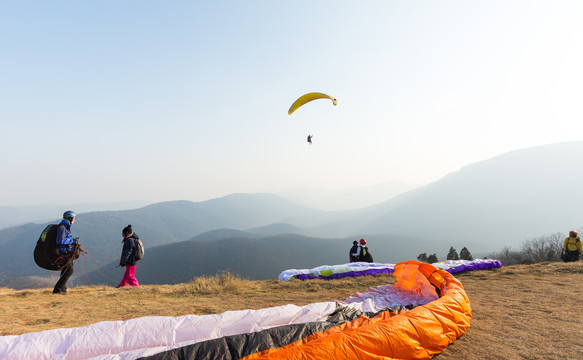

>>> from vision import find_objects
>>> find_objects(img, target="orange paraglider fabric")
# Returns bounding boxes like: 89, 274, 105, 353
242, 260, 471, 360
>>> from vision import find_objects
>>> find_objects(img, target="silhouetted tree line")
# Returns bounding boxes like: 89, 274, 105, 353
417, 230, 580, 266
417, 246, 474, 263
486, 232, 568, 266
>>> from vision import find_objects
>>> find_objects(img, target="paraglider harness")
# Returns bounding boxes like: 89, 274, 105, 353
34, 224, 86, 271
359, 246, 374, 263
561, 236, 582, 262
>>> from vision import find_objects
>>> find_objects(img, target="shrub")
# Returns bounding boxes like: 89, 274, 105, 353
460, 247, 473, 260
447, 246, 459, 260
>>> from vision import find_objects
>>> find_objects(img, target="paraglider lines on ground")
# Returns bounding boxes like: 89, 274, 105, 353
0, 300, 60, 336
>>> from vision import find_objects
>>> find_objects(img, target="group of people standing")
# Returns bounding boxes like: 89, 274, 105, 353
349, 238, 373, 263
51, 211, 141, 295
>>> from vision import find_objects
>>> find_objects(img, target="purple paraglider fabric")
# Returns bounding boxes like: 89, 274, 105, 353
278, 259, 502, 281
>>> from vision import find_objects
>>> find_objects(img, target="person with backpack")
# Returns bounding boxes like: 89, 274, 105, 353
562, 230, 582, 262
117, 225, 141, 288
52, 210, 79, 295
351, 238, 374, 263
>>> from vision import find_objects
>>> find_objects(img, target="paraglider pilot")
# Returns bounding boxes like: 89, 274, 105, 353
53, 210, 79, 295
307, 135, 313, 144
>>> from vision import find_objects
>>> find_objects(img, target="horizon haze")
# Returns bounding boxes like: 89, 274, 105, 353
2, 2, 583, 207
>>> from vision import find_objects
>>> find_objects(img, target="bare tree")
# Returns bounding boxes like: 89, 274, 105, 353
488, 232, 566, 265
488, 246, 524, 265
521, 232, 564, 263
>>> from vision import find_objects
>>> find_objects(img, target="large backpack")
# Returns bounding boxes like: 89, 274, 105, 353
359, 246, 374, 263
33, 224, 64, 270
133, 238, 145, 261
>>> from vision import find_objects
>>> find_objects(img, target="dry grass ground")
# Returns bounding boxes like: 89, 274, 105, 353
436, 261, 583, 360
0, 272, 394, 336
1, 262, 582, 359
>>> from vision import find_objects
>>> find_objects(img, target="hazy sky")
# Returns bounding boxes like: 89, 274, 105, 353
2, 1, 582, 206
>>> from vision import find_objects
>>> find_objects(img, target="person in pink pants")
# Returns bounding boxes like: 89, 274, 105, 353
117, 224, 140, 288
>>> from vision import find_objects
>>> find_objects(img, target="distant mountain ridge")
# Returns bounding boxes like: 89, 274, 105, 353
0, 180, 417, 229
356, 141, 583, 251
0, 194, 330, 280
1, 142, 582, 287
278, 180, 419, 211
0, 201, 151, 229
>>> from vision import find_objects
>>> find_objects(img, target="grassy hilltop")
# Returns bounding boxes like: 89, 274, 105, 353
1, 262, 582, 359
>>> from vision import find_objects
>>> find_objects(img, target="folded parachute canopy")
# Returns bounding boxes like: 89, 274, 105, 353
279, 258, 503, 281
0, 261, 472, 360
241, 261, 472, 360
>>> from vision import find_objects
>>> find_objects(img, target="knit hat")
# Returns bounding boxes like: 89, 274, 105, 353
122, 225, 133, 236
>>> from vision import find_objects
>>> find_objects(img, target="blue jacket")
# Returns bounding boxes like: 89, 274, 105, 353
56, 219, 77, 255
120, 233, 140, 266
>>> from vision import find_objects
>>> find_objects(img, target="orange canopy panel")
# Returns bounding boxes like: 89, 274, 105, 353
242, 260, 472, 360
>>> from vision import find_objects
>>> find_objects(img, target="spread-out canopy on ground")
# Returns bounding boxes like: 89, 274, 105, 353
279, 259, 503, 281
0, 261, 472, 360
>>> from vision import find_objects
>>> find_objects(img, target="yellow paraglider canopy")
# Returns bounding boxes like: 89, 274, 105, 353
288, 92, 337, 115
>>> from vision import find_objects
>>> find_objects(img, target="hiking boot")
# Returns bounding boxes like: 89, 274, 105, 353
53, 290, 67, 295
